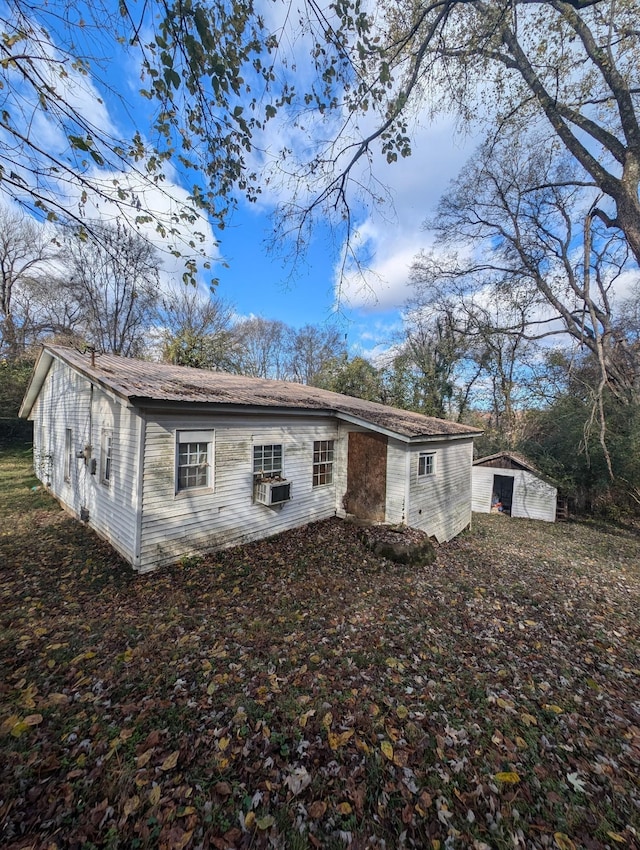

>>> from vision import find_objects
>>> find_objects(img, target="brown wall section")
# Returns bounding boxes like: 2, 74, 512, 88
344, 431, 388, 521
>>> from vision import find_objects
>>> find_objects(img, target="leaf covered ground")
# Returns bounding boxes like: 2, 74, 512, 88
1, 447, 639, 850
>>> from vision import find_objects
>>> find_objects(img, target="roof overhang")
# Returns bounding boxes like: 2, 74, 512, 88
133, 398, 481, 443
18, 347, 54, 419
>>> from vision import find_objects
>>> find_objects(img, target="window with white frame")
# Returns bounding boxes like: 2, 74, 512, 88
101, 429, 113, 485
313, 440, 334, 486
253, 444, 283, 478
176, 431, 213, 492
418, 451, 436, 478
64, 428, 73, 482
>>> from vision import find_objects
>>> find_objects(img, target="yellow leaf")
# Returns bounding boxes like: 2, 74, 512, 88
244, 811, 256, 829
381, 740, 394, 761
521, 713, 538, 726
337, 802, 352, 815
298, 709, 315, 728
355, 736, 371, 754
122, 648, 134, 663
256, 815, 275, 830
178, 806, 196, 816
1, 714, 20, 735
47, 693, 69, 705
328, 728, 354, 750
310, 654, 321, 663
396, 705, 409, 719
136, 750, 153, 768
515, 736, 528, 749
554, 833, 576, 850
123, 795, 140, 817
606, 833, 626, 844
322, 712, 333, 729
494, 771, 520, 784
148, 785, 161, 806
218, 736, 230, 752
543, 704, 563, 714
119, 727, 134, 740
432, 841, 441, 850
10, 721, 29, 737
160, 750, 179, 771
207, 680, 216, 695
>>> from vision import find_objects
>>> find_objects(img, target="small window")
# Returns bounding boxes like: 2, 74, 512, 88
418, 451, 436, 478
313, 440, 334, 486
253, 444, 283, 477
176, 430, 213, 492
101, 429, 113, 485
64, 428, 73, 482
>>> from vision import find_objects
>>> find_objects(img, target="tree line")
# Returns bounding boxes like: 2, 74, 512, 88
2, 198, 638, 517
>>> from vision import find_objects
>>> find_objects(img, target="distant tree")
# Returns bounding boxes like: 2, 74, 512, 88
159, 285, 237, 370
414, 137, 640, 405
523, 351, 640, 515
290, 324, 347, 386
0, 206, 58, 358
316, 355, 384, 403
232, 317, 291, 380
384, 306, 481, 420
63, 221, 160, 356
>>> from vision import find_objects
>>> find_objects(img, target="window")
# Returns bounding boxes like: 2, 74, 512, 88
313, 440, 334, 486
176, 431, 213, 492
101, 429, 113, 485
418, 451, 436, 478
64, 428, 73, 482
253, 444, 283, 477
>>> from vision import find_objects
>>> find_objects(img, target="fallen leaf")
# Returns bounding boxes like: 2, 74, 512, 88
554, 833, 576, 850
256, 814, 275, 830
381, 740, 394, 761
494, 771, 520, 784
308, 800, 327, 819
160, 750, 179, 771
606, 832, 626, 844
337, 801, 352, 815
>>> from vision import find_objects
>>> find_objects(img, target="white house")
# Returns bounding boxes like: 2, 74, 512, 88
472, 451, 558, 522
20, 345, 481, 572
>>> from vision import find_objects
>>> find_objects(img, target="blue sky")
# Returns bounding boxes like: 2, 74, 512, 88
1, 0, 481, 357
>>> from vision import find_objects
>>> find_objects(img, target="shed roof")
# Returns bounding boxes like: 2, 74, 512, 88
20, 345, 482, 441
473, 451, 555, 480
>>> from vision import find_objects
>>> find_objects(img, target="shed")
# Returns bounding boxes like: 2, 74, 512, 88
472, 451, 557, 522
20, 345, 481, 571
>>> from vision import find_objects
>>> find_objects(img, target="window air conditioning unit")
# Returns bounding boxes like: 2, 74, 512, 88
255, 478, 292, 506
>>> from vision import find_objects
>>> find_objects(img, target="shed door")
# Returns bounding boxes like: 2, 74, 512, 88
492, 474, 514, 516
344, 431, 388, 522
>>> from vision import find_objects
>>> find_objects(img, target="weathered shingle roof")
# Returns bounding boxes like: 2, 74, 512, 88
22, 345, 482, 440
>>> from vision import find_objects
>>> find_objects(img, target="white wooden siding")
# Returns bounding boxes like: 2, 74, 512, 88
407, 438, 474, 542
472, 467, 557, 522
28, 358, 141, 563
139, 414, 339, 571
